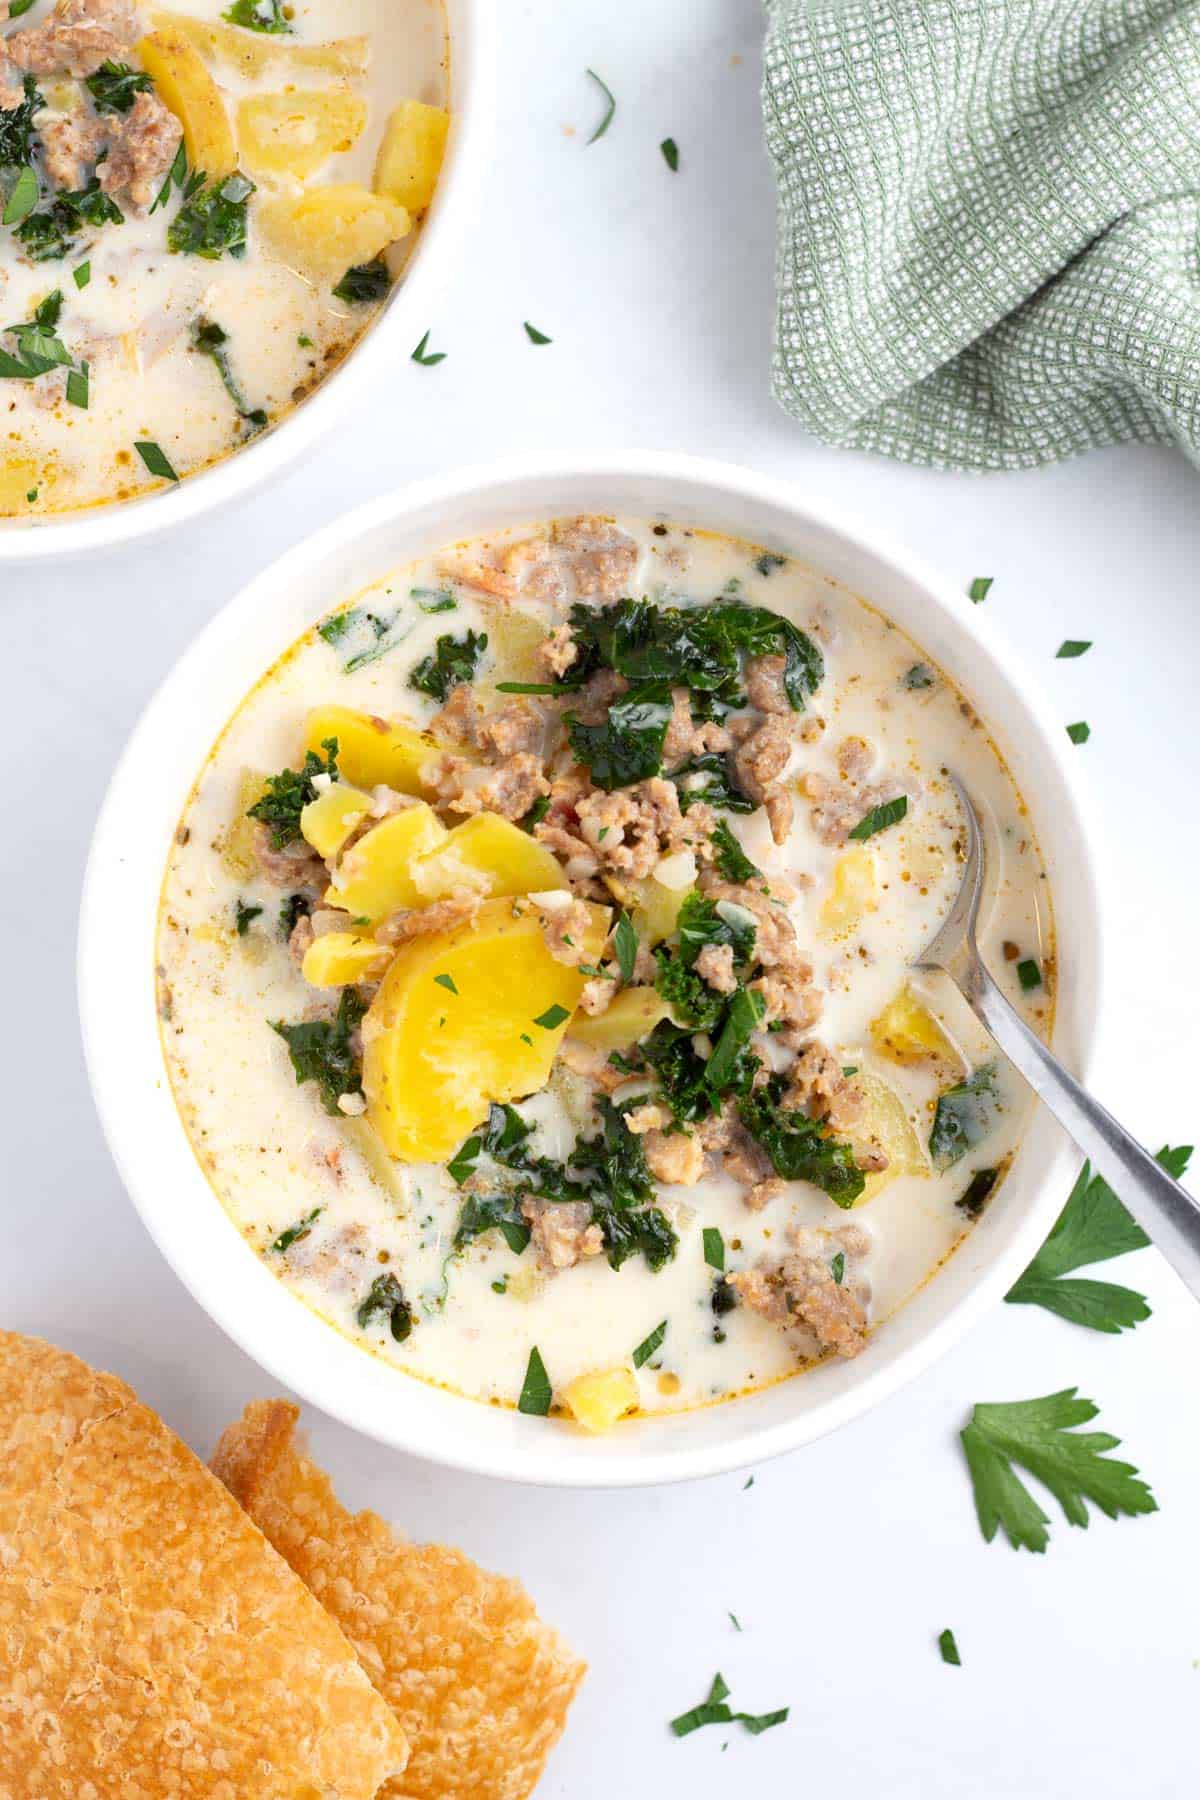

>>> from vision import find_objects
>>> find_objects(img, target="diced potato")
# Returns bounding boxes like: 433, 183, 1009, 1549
302, 931, 391, 989
869, 985, 955, 1065
410, 813, 566, 903
0, 455, 43, 514
338, 1114, 407, 1208
562, 1367, 639, 1433
258, 184, 410, 282
608, 875, 688, 947
326, 802, 448, 922
238, 90, 368, 181
363, 896, 610, 1162
819, 847, 878, 941
299, 781, 373, 859
570, 987, 672, 1051
473, 609, 546, 703
853, 1069, 930, 1203
373, 99, 449, 213
150, 11, 369, 80
137, 31, 237, 178
219, 768, 269, 880
303, 706, 442, 795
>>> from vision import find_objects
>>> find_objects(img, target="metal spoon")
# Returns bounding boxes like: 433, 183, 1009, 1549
913, 774, 1200, 1299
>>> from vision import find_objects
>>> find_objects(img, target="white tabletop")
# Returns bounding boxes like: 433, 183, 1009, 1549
5, 2, 1198, 1794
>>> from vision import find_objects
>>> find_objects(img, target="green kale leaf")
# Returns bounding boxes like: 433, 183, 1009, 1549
247, 736, 339, 848
85, 61, 153, 114
271, 987, 365, 1116
333, 258, 391, 303
565, 681, 674, 789
408, 628, 488, 703
738, 1075, 865, 1205
168, 169, 255, 260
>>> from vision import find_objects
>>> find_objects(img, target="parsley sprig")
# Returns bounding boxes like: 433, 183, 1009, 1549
670, 1671, 788, 1739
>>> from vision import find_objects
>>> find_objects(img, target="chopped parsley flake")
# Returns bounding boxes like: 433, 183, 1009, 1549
270, 1206, 323, 1254
433, 972, 459, 996
412, 328, 447, 365
671, 1672, 789, 1740
518, 1345, 552, 1415
1066, 720, 1091, 744
534, 1003, 570, 1030
523, 320, 552, 344
168, 170, 255, 260
968, 576, 993, 602
1056, 639, 1092, 658
702, 1226, 725, 1271
848, 794, 908, 840
585, 67, 616, 143
938, 1628, 961, 1666
234, 897, 262, 935
333, 258, 390, 304
356, 1272, 413, 1343
831, 1251, 845, 1284
632, 1319, 667, 1368
134, 439, 179, 483
660, 136, 679, 171
1017, 957, 1042, 991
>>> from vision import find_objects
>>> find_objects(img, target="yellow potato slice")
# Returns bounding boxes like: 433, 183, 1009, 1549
137, 30, 237, 178
570, 987, 672, 1051
238, 90, 368, 181
410, 813, 566, 903
561, 1367, 639, 1433
302, 931, 391, 989
219, 768, 269, 881
373, 99, 449, 213
869, 984, 955, 1065
605, 874, 688, 947
853, 1068, 930, 1203
299, 782, 373, 859
258, 184, 410, 282
818, 846, 878, 941
149, 11, 369, 80
326, 802, 448, 922
363, 896, 610, 1162
473, 609, 546, 701
303, 706, 443, 795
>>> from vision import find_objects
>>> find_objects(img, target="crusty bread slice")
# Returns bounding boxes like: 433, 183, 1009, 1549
211, 1400, 587, 1800
0, 1333, 409, 1800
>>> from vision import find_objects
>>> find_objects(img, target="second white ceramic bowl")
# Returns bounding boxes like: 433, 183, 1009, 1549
79, 453, 1104, 1486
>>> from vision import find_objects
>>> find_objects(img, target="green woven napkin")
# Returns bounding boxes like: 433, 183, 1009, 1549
764, 0, 1200, 469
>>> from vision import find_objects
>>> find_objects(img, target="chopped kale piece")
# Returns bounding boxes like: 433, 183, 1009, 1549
270, 1206, 322, 1254
15, 179, 123, 261
234, 897, 262, 935
671, 749, 755, 813
223, 0, 293, 31
86, 61, 153, 114
0, 76, 43, 167
518, 1345, 552, 1414
333, 258, 390, 303
566, 681, 674, 788
355, 1272, 413, 1342
593, 1198, 678, 1272
929, 1064, 998, 1172
193, 318, 267, 431
408, 628, 488, 703
738, 1075, 865, 1205
453, 1192, 531, 1258
709, 819, 764, 885
247, 737, 338, 848
271, 988, 365, 1116
958, 1167, 999, 1220
168, 169, 255, 260
279, 892, 311, 938
570, 1098, 655, 1211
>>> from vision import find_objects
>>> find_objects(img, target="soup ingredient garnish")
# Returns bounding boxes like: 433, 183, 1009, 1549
518, 1345, 552, 1415
270, 1206, 323, 1254
151, 139, 188, 214
738, 1077, 866, 1204
670, 1672, 789, 1739
248, 738, 338, 846
16, 180, 123, 261
3, 164, 37, 227
1066, 720, 1091, 744
1004, 1147, 1190, 1332
334, 258, 390, 304
135, 439, 180, 482
956, 1167, 997, 1220
959, 1388, 1156, 1554
169, 170, 255, 259
929, 1063, 997, 1170
703, 1227, 725, 1271
193, 320, 267, 431
408, 628, 488, 702
224, 0, 294, 31
411, 328, 446, 365
272, 987, 365, 1116
86, 61, 154, 114
660, 136, 679, 171
968, 576, 993, 602
938, 1628, 961, 1666
903, 662, 935, 689
0, 75, 41, 166
1056, 639, 1092, 658
831, 1250, 846, 1283
234, 897, 262, 935
567, 684, 674, 790
73, 260, 90, 289
523, 320, 552, 344
848, 794, 908, 840
632, 1319, 667, 1368
710, 819, 763, 884
584, 68, 615, 144
356, 1272, 413, 1342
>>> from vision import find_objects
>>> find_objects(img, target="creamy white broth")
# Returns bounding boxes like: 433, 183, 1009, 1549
157, 518, 1053, 1420
1, 0, 447, 518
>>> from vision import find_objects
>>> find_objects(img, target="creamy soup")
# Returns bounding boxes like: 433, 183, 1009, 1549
157, 517, 1054, 1429
0, 0, 447, 518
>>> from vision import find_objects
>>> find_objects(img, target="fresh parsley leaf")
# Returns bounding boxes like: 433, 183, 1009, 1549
523, 320, 552, 344
703, 1226, 725, 1271
168, 170, 255, 259
960, 1388, 1157, 1553
408, 628, 487, 702
671, 1673, 789, 1739
270, 1206, 322, 1253
4, 163, 38, 227
831, 1250, 845, 1284
1066, 720, 1091, 745
150, 139, 187, 215
434, 972, 459, 996
518, 1345, 552, 1414
247, 737, 338, 847
412, 328, 446, 365
585, 67, 615, 143
848, 794, 908, 840
334, 258, 390, 304
86, 60, 153, 114
356, 1271, 413, 1342
660, 136, 679, 171
968, 576, 993, 603
929, 1064, 997, 1171
738, 1075, 865, 1205
709, 819, 763, 884
567, 682, 674, 789
534, 1003, 569, 1030
223, 0, 293, 30
73, 259, 90, 289
454, 1191, 531, 1258
272, 988, 365, 1117
705, 986, 765, 1091
519, 794, 551, 832
613, 909, 638, 984
134, 439, 179, 483
1056, 639, 1092, 658
193, 318, 267, 431
234, 897, 262, 935
938, 1628, 961, 1666
1017, 957, 1042, 991
632, 1319, 667, 1367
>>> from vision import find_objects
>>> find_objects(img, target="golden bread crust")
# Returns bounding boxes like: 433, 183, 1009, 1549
0, 1333, 409, 1800
212, 1400, 587, 1800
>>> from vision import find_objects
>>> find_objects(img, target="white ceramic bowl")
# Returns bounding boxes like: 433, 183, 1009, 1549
0, 0, 491, 563
79, 453, 1104, 1486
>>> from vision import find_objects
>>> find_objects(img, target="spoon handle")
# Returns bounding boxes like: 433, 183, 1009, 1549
950, 951, 1200, 1300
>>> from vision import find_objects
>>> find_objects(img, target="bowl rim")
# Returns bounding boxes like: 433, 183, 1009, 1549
0, 0, 492, 564
78, 450, 1107, 1486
